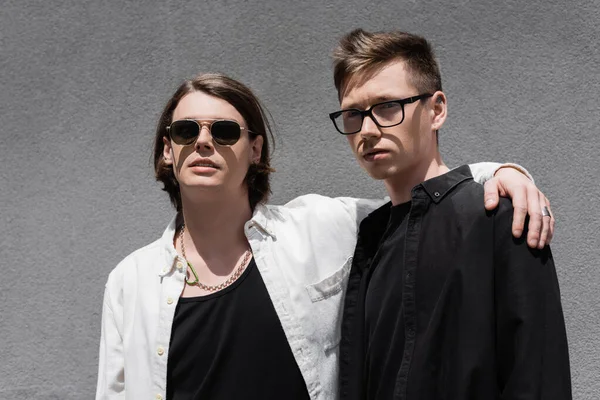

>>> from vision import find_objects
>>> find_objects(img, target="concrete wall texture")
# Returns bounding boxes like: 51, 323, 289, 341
1, 0, 598, 398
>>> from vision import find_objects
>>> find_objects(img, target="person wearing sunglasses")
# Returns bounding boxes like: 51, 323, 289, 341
333, 29, 570, 399
96, 73, 556, 400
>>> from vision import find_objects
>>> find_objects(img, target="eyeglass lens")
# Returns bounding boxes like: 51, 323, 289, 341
169, 120, 241, 146
336, 101, 404, 134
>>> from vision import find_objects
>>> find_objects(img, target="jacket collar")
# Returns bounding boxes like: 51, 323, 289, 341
157, 205, 276, 277
159, 204, 276, 247
248, 203, 276, 238
157, 217, 182, 277
418, 165, 473, 203
360, 165, 474, 228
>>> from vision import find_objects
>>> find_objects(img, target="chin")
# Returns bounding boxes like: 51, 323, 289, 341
361, 163, 394, 181
365, 170, 388, 180
182, 176, 224, 189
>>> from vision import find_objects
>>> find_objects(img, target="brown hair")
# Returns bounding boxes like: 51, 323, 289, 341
153, 73, 274, 212
333, 29, 443, 98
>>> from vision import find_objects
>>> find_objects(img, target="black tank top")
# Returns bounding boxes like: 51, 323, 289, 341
166, 258, 310, 400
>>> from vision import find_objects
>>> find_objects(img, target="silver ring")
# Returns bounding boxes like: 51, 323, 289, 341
542, 206, 551, 218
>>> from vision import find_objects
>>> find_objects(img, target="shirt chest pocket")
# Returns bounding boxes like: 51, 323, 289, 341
305, 256, 353, 351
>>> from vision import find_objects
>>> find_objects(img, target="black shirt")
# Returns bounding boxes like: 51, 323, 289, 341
340, 165, 571, 400
166, 258, 310, 400
364, 201, 411, 399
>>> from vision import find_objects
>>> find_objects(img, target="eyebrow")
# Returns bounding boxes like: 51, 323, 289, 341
176, 116, 245, 124
341, 95, 399, 110
178, 117, 223, 121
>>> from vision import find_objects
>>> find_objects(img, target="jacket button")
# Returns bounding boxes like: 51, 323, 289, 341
434, 191, 440, 197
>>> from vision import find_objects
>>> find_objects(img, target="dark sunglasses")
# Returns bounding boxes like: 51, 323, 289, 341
166, 119, 254, 146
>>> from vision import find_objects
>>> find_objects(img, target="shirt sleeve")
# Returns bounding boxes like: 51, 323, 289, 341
335, 197, 387, 227
493, 199, 571, 398
468, 162, 535, 184
96, 283, 126, 399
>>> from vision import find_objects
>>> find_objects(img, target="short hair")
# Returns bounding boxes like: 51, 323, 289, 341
153, 73, 274, 212
333, 29, 443, 98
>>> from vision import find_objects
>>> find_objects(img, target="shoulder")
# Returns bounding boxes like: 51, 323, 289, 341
105, 236, 168, 290
257, 194, 383, 241
448, 182, 522, 243
280, 193, 368, 210
444, 179, 487, 216
442, 180, 515, 233
359, 200, 392, 231
265, 194, 385, 224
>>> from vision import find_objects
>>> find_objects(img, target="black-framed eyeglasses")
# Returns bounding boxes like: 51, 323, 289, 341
166, 119, 255, 146
328, 94, 433, 135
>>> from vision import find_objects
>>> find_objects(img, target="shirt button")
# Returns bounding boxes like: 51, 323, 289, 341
157, 346, 165, 356
156, 394, 163, 400
177, 261, 187, 272
434, 191, 440, 197
167, 297, 174, 305
162, 267, 169, 274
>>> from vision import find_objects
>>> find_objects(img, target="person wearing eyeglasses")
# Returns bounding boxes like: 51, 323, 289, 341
96, 73, 556, 400
333, 29, 571, 400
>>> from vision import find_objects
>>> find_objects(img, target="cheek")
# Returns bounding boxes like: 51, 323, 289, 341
169, 146, 183, 176
346, 135, 360, 153
173, 146, 194, 169
219, 144, 252, 174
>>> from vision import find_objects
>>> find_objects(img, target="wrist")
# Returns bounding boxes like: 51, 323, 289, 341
494, 163, 535, 184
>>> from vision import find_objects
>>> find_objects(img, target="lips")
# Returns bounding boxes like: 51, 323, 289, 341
362, 149, 389, 161
189, 159, 219, 169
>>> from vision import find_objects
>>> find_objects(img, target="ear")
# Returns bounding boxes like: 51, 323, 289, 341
249, 135, 264, 163
430, 91, 447, 131
162, 136, 174, 165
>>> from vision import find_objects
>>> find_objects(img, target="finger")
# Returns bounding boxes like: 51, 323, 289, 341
538, 194, 550, 249
483, 179, 500, 210
546, 198, 555, 245
525, 185, 543, 248
549, 208, 555, 244
510, 187, 528, 239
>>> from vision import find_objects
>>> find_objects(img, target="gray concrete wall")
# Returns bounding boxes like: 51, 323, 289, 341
1, 0, 598, 398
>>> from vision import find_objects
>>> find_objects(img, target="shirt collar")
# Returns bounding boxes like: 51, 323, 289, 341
157, 206, 276, 278
248, 203, 276, 238
159, 216, 179, 255
159, 204, 276, 246
418, 164, 473, 203
157, 216, 182, 277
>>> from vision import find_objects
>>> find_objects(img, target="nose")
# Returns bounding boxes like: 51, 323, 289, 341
195, 124, 213, 150
359, 114, 381, 140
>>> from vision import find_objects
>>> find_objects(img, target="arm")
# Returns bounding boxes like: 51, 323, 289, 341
493, 201, 571, 399
469, 162, 554, 249
96, 285, 125, 399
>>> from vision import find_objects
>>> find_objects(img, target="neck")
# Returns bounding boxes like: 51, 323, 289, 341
179, 187, 252, 257
384, 152, 449, 205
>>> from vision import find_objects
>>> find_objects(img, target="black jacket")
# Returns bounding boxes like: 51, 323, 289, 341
339, 165, 571, 400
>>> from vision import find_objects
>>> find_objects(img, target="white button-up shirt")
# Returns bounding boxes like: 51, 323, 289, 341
96, 162, 521, 400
